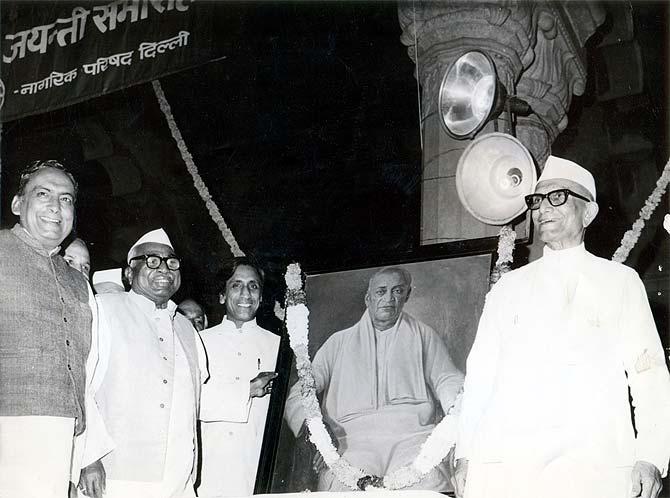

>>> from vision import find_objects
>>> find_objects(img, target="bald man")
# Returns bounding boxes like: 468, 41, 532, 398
284, 266, 463, 491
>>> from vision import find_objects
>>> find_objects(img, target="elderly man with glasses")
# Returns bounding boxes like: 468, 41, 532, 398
454, 156, 670, 498
78, 228, 207, 498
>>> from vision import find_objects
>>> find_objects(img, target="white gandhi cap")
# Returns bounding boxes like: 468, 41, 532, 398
127, 228, 174, 263
537, 155, 596, 201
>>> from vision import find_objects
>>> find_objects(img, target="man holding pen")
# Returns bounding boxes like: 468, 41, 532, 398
197, 257, 280, 498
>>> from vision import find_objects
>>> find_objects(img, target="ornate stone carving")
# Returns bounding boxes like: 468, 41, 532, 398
398, 1, 606, 244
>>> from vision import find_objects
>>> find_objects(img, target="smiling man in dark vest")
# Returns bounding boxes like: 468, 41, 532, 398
0, 160, 92, 498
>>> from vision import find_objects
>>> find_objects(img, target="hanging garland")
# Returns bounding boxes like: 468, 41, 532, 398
154, 70, 669, 487
612, 157, 670, 263
152, 80, 245, 257
284, 263, 461, 491
490, 224, 516, 285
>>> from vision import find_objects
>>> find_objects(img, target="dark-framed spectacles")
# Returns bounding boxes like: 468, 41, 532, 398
129, 254, 181, 271
524, 189, 591, 211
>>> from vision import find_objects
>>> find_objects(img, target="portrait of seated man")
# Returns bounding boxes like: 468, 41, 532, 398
283, 265, 465, 491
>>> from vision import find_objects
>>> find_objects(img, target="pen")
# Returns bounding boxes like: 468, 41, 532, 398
257, 358, 261, 371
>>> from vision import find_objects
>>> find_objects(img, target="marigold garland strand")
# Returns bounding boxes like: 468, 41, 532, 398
152, 79, 245, 257
612, 157, 670, 263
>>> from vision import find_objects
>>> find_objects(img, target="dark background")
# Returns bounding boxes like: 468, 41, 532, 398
1, 1, 669, 493
0, 0, 668, 356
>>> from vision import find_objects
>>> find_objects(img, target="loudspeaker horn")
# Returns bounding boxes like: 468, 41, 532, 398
455, 132, 537, 225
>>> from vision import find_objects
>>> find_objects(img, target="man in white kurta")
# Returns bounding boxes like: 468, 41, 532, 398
284, 267, 464, 491
63, 238, 115, 498
198, 258, 280, 497
79, 229, 208, 498
455, 156, 670, 498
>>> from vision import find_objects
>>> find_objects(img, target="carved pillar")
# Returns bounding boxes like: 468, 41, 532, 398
398, 1, 605, 244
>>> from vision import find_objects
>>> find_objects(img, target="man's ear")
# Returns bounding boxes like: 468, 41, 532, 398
123, 266, 134, 286
219, 293, 225, 305
405, 287, 412, 303
364, 291, 371, 308
583, 201, 599, 228
10, 195, 22, 216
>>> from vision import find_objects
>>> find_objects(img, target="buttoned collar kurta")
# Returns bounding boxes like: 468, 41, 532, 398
94, 290, 207, 497
198, 317, 280, 497
457, 243, 670, 498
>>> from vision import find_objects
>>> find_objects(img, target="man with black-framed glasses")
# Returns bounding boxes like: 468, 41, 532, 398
455, 156, 670, 498
79, 228, 208, 498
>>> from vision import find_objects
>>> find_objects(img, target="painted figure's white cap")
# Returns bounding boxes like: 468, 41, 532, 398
127, 228, 174, 263
537, 155, 596, 201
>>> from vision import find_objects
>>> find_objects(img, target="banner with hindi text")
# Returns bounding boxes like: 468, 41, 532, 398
0, 0, 220, 122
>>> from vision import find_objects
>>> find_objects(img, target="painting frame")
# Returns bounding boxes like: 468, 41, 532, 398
254, 247, 496, 494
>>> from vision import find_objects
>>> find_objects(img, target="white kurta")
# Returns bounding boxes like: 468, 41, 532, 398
94, 291, 208, 498
457, 244, 670, 498
284, 311, 463, 492
71, 283, 114, 492
198, 317, 280, 498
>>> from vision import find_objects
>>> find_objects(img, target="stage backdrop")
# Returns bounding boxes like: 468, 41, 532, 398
0, 0, 221, 122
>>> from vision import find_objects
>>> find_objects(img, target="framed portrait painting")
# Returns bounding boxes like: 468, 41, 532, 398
256, 251, 493, 494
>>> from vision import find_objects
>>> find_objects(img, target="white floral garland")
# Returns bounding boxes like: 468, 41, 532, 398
490, 224, 516, 285
152, 80, 245, 257
612, 157, 670, 263
284, 263, 461, 491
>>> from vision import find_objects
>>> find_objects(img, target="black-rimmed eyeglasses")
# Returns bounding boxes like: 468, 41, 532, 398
524, 189, 591, 211
129, 254, 181, 270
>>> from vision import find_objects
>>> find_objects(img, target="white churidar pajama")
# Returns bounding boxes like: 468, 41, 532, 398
0, 415, 74, 498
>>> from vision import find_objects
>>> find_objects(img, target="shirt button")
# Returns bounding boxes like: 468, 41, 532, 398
61, 297, 65, 303
235, 376, 240, 380
67, 364, 71, 370
63, 317, 68, 323
65, 340, 70, 346
163, 379, 168, 384
160, 403, 165, 408
237, 352, 242, 356
159, 337, 164, 342
163, 356, 168, 361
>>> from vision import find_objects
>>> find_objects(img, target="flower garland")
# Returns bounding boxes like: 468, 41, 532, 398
284, 263, 461, 491
152, 80, 245, 257
490, 224, 516, 285
612, 157, 670, 263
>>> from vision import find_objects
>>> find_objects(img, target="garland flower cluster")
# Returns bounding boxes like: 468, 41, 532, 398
490, 224, 517, 285
284, 263, 461, 491
612, 157, 670, 263
152, 80, 245, 257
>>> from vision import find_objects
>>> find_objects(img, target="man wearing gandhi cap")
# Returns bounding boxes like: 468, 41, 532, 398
78, 228, 208, 498
454, 156, 670, 498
